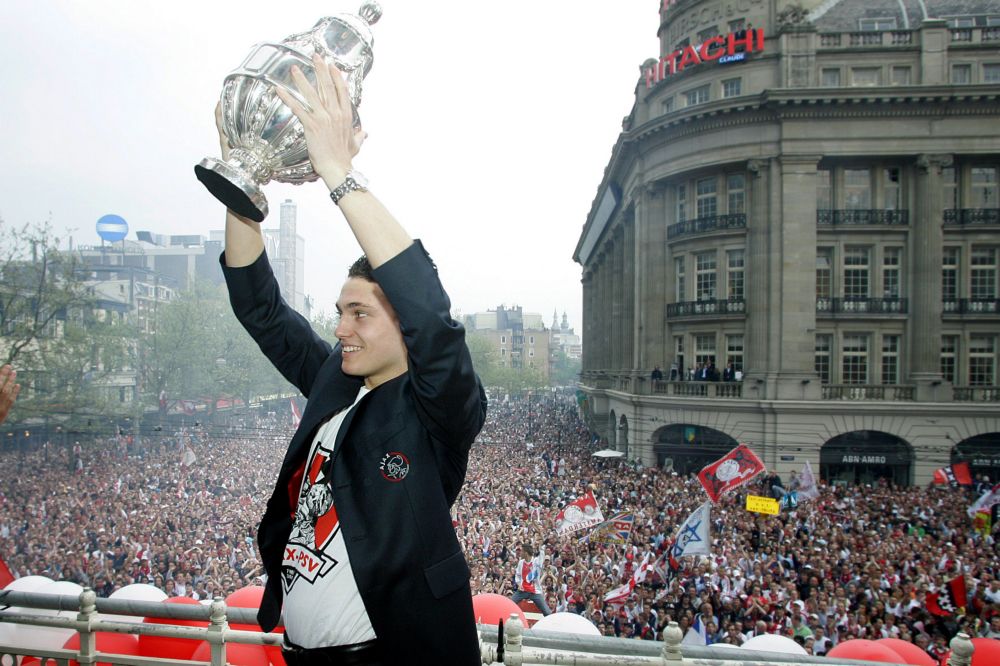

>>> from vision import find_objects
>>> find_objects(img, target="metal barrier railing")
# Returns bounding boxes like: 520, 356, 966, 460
0, 588, 979, 666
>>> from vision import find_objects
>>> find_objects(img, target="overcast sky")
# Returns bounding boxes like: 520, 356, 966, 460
0, 1, 655, 334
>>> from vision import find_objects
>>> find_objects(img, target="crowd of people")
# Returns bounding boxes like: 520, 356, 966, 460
1, 391, 998, 660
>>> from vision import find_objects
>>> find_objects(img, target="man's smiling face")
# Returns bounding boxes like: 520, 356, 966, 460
335, 277, 407, 389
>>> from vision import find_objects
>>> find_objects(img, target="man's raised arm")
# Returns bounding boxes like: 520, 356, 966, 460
274, 54, 412, 266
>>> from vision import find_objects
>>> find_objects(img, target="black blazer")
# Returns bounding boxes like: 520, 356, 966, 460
221, 241, 486, 664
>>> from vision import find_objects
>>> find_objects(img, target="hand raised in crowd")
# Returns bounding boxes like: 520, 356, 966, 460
0, 364, 20, 424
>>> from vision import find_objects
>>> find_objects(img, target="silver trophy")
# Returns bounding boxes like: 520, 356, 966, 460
195, 2, 381, 222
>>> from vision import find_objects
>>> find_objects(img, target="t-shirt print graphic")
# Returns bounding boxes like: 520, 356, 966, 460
282, 447, 340, 594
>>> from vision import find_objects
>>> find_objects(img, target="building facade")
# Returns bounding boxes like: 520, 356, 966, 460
465, 305, 552, 381
575, 0, 1000, 485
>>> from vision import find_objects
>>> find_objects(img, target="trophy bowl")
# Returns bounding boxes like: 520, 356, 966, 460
195, 3, 381, 222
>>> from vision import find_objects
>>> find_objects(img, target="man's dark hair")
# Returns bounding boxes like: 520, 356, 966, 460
348, 255, 374, 282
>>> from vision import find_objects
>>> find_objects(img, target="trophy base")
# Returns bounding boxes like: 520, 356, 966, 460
195, 158, 269, 222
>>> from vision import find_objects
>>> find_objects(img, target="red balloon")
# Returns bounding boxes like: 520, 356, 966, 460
138, 596, 209, 661
63, 632, 140, 666
876, 638, 937, 666
471, 593, 527, 626
190, 638, 269, 666
828, 639, 905, 663
970, 637, 1000, 664
226, 586, 265, 610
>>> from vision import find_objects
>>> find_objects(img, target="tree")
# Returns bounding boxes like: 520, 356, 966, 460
141, 280, 288, 415
551, 348, 582, 386
0, 218, 129, 426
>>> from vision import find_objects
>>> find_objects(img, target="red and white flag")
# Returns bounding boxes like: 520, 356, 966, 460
926, 574, 967, 616
290, 398, 303, 428
0, 555, 14, 589
933, 462, 973, 487
697, 444, 765, 503
554, 490, 604, 537
968, 482, 1000, 517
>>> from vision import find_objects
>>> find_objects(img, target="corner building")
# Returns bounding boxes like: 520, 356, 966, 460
575, 0, 1000, 485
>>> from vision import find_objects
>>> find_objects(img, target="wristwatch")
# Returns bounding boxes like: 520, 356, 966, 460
329, 170, 369, 205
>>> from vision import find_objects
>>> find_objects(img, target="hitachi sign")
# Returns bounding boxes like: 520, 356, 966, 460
644, 27, 765, 88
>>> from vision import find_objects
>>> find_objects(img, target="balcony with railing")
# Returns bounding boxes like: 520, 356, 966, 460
667, 298, 746, 318
667, 213, 746, 240
816, 26, 1000, 49
821, 384, 916, 401
953, 386, 1000, 402
818, 30, 916, 48
816, 297, 907, 315
817, 209, 909, 226
944, 208, 1000, 226
650, 380, 744, 399
943, 298, 1000, 315
0, 587, 942, 666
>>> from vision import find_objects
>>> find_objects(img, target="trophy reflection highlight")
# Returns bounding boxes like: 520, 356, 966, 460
195, 2, 381, 222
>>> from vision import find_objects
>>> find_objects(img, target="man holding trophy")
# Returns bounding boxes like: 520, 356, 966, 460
210, 7, 487, 664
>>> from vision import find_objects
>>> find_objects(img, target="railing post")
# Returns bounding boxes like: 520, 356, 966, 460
504, 613, 523, 666
660, 621, 682, 662
207, 597, 229, 666
947, 632, 974, 666
76, 588, 98, 665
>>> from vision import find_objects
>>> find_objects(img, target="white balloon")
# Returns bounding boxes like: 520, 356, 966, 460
15, 580, 83, 652
3, 576, 55, 594
104, 583, 167, 623
530, 612, 601, 637
0, 576, 56, 647
741, 633, 808, 655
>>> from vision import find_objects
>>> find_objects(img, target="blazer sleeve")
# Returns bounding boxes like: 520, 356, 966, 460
372, 241, 487, 448
220, 251, 332, 398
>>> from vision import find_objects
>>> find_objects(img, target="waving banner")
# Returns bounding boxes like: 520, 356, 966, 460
697, 443, 765, 503
554, 490, 605, 537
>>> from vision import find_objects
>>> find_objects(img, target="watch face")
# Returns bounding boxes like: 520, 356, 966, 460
349, 170, 368, 189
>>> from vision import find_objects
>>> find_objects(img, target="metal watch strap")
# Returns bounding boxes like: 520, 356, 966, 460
329, 171, 367, 205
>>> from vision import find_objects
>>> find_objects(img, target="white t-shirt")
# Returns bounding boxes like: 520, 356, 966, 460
282, 387, 373, 648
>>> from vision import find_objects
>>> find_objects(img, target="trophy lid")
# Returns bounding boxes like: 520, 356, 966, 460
311, 2, 381, 74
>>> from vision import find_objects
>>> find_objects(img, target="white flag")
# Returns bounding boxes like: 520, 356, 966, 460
968, 483, 1000, 518
797, 461, 820, 501
670, 502, 711, 559
181, 446, 197, 467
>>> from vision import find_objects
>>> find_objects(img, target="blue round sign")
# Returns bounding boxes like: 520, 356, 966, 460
96, 214, 129, 243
